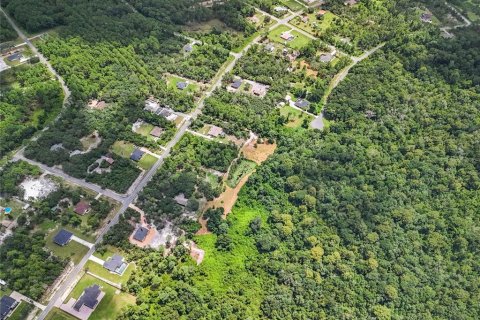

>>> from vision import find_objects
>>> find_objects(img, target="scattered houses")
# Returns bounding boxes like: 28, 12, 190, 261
0, 295, 18, 320
74, 201, 91, 215
103, 255, 128, 275
144, 99, 178, 121
130, 149, 145, 162
53, 229, 73, 246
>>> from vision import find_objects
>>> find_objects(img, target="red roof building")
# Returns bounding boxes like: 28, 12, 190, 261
74, 201, 91, 215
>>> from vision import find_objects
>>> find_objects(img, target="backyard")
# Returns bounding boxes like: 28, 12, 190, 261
268, 25, 311, 49
84, 260, 135, 286
111, 141, 135, 158
279, 104, 313, 128
290, 11, 337, 36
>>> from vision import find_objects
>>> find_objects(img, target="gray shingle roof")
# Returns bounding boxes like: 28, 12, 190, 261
53, 229, 73, 246
73, 284, 101, 311
133, 226, 149, 242
130, 149, 144, 161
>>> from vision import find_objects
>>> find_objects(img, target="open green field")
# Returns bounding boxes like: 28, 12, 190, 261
135, 122, 154, 137
111, 141, 135, 158
93, 245, 123, 260
280, 0, 305, 11
67, 273, 135, 319
280, 104, 313, 128
85, 260, 135, 286
290, 11, 336, 36
192, 206, 268, 314
267, 25, 311, 49
45, 308, 77, 320
227, 159, 257, 188
167, 75, 199, 93
138, 153, 157, 170
9, 301, 35, 320
45, 227, 90, 264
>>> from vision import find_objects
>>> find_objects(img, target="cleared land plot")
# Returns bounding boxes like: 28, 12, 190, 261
84, 260, 135, 286
280, 0, 305, 11
134, 122, 154, 137
267, 25, 311, 49
111, 141, 135, 158
66, 274, 135, 320
45, 308, 77, 320
138, 153, 157, 170
290, 12, 336, 36
227, 159, 257, 188
280, 105, 314, 128
45, 227, 90, 264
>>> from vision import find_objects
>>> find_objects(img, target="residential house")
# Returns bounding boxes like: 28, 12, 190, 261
317, 9, 328, 17
6, 52, 22, 62
74, 201, 91, 215
174, 193, 189, 206
252, 82, 268, 96
231, 79, 242, 89
265, 43, 275, 52
295, 99, 310, 109
149, 126, 163, 138
247, 16, 260, 24
344, 0, 358, 6
73, 285, 102, 312
301, 15, 309, 23
144, 98, 160, 113
53, 229, 73, 246
130, 148, 144, 162
319, 53, 334, 63
421, 12, 433, 23
207, 125, 224, 137
103, 255, 128, 275
280, 31, 295, 41
176, 81, 188, 90
133, 226, 149, 242
0, 296, 18, 320
104, 156, 115, 165
274, 6, 288, 13
183, 44, 193, 52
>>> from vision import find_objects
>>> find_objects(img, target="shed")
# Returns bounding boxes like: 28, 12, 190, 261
53, 229, 73, 246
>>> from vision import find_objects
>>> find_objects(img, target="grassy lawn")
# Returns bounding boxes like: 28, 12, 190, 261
111, 141, 135, 158
9, 301, 35, 320
205, 171, 222, 190
227, 159, 257, 188
0, 287, 12, 297
85, 260, 135, 286
135, 122, 155, 137
93, 245, 122, 260
290, 12, 336, 36
280, 104, 313, 128
67, 273, 135, 320
192, 206, 268, 316
267, 25, 311, 49
45, 227, 90, 264
45, 308, 77, 320
0, 198, 24, 220
138, 153, 157, 170
280, 0, 305, 11
167, 75, 199, 93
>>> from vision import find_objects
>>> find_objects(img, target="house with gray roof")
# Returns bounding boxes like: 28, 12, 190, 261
73, 285, 102, 312
295, 99, 310, 109
103, 255, 128, 275
1, 296, 18, 320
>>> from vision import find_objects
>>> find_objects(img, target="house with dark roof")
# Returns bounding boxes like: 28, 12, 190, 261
176, 81, 188, 90
74, 201, 90, 215
295, 99, 310, 109
231, 79, 242, 89
130, 148, 144, 162
319, 53, 334, 63
53, 229, 73, 246
420, 12, 433, 23
103, 255, 128, 275
133, 226, 149, 242
73, 285, 102, 312
6, 52, 22, 62
1, 296, 18, 320
149, 126, 163, 138
183, 44, 193, 52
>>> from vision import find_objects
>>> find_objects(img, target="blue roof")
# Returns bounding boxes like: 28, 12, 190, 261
231, 79, 242, 89
130, 148, 144, 161
53, 229, 73, 246
7, 52, 22, 61
176, 82, 187, 90
1, 296, 18, 318
133, 226, 149, 242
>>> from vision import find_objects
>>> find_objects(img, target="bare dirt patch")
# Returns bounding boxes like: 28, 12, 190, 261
242, 139, 277, 165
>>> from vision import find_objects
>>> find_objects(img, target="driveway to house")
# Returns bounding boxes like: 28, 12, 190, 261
10, 291, 46, 310
71, 235, 94, 249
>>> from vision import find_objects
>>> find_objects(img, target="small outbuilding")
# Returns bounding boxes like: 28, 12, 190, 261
53, 229, 73, 246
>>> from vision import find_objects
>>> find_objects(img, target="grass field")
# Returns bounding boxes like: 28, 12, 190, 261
227, 159, 257, 188
45, 308, 77, 320
111, 141, 136, 158
280, 0, 305, 11
67, 273, 135, 320
290, 12, 336, 36
280, 105, 313, 128
9, 301, 35, 320
193, 206, 268, 317
85, 260, 135, 286
268, 25, 311, 49
167, 75, 199, 93
138, 153, 157, 170
45, 227, 90, 264
93, 245, 123, 260
135, 122, 155, 137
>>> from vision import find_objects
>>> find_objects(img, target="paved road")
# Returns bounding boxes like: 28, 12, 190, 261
0, 8, 71, 104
